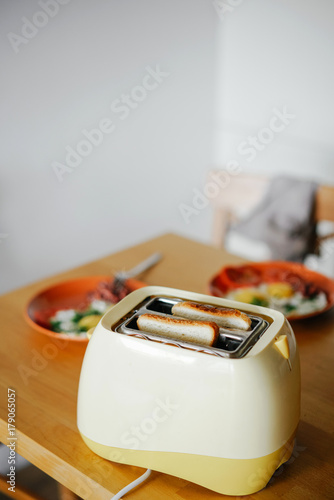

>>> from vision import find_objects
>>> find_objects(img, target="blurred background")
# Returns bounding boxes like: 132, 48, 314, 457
1, 1, 334, 497
1, 0, 334, 296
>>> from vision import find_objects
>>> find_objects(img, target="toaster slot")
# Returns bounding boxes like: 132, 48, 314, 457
123, 316, 141, 330
218, 335, 242, 352
145, 297, 182, 315
113, 296, 269, 358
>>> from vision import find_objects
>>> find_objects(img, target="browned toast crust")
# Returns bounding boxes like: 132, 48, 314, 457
172, 302, 251, 330
137, 314, 220, 346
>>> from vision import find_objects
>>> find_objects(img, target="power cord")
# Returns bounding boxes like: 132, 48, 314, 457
112, 468, 152, 499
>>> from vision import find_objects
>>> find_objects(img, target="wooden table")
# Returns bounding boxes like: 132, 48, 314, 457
0, 233, 333, 500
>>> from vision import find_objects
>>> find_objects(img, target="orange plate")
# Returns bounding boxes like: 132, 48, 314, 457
24, 276, 146, 342
209, 261, 334, 320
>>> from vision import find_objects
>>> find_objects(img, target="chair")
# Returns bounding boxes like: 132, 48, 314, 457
315, 185, 334, 223
208, 170, 334, 250
209, 172, 268, 247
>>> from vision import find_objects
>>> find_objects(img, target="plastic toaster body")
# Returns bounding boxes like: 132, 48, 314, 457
77, 286, 300, 496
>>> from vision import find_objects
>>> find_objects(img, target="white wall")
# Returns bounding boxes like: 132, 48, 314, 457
213, 0, 334, 184
1, 1, 333, 295
0, 0, 218, 294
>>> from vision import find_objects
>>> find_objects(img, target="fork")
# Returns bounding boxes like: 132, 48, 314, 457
112, 252, 162, 291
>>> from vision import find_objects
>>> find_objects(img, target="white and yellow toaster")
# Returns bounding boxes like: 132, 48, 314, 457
77, 286, 300, 496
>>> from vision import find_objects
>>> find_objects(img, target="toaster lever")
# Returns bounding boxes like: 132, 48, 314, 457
274, 335, 290, 365
86, 327, 95, 340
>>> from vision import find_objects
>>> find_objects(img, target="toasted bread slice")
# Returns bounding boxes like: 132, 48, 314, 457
137, 314, 219, 347
172, 301, 251, 331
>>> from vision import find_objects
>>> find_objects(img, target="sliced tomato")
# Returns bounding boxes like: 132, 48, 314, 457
282, 272, 306, 293
222, 265, 262, 289
262, 266, 286, 283
34, 307, 58, 328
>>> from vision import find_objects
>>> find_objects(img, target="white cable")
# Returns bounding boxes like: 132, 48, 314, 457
112, 468, 152, 499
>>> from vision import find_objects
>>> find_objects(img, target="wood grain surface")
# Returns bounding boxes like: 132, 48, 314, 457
0, 233, 333, 499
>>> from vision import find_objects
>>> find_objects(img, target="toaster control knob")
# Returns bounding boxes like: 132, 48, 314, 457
274, 335, 290, 360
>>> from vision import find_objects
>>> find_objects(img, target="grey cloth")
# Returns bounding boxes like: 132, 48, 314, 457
232, 176, 318, 261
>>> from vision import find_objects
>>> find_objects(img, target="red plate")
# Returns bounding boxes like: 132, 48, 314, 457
209, 261, 334, 320
24, 275, 146, 342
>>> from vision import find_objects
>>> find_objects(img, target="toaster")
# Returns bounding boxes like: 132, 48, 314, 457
77, 286, 300, 496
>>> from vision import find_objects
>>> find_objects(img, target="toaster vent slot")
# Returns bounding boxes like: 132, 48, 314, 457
113, 296, 269, 358
145, 297, 178, 315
